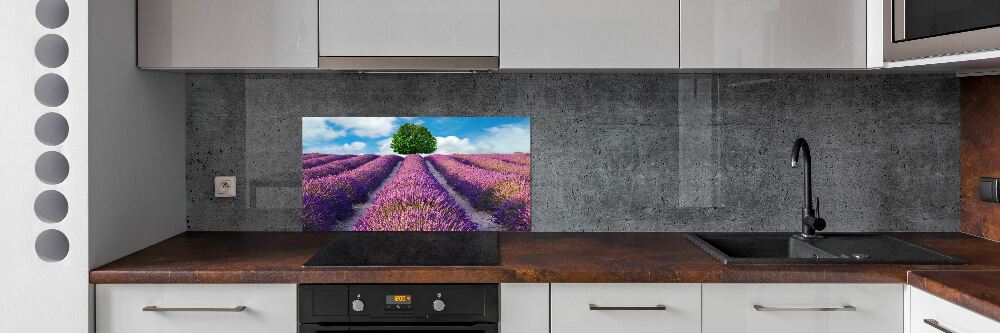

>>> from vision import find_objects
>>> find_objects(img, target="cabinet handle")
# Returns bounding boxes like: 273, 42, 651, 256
143, 306, 247, 312
923, 319, 955, 333
588, 304, 667, 311
753, 304, 856, 312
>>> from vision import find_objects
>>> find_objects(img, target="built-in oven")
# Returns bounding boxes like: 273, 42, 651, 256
299, 284, 499, 333
885, 0, 1000, 61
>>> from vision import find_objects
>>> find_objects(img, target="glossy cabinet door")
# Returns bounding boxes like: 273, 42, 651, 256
319, 0, 499, 56
500, 283, 549, 333
96, 284, 297, 333
681, 0, 869, 68
702, 283, 903, 333
501, 0, 680, 69
910, 287, 1000, 333
551, 283, 701, 333
138, 0, 318, 69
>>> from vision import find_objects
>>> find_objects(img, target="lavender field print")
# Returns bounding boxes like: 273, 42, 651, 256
301, 117, 531, 232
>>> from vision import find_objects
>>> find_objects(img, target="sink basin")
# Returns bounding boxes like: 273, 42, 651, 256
686, 233, 966, 265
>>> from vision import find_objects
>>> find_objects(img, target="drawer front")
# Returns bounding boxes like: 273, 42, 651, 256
551, 283, 701, 333
96, 284, 296, 333
910, 287, 1000, 333
703, 284, 903, 333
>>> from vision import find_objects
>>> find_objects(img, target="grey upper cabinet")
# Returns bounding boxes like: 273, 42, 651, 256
138, 0, 318, 69
500, 0, 680, 69
681, 0, 877, 69
133, 0, 881, 70
319, 0, 499, 57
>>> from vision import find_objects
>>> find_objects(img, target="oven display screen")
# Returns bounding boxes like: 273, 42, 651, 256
386, 295, 412, 305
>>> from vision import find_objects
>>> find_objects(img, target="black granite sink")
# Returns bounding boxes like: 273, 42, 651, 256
686, 233, 966, 265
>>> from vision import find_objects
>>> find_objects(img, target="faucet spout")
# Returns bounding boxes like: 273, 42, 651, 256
791, 138, 813, 213
791, 138, 825, 237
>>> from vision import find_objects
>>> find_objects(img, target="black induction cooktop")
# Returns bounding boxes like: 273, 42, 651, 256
303, 232, 500, 266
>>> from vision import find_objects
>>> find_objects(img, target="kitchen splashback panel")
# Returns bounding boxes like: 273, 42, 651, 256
186, 73, 959, 232
301, 117, 531, 232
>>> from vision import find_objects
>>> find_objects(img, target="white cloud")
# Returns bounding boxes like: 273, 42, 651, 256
302, 118, 347, 144
377, 139, 394, 155
435, 136, 478, 154
472, 123, 530, 153
319, 119, 529, 155
311, 141, 367, 154
327, 117, 399, 138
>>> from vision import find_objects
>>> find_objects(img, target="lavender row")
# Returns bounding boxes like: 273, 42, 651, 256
426, 155, 530, 231
301, 155, 403, 231
303, 154, 378, 179
451, 154, 530, 178
354, 155, 476, 231
302, 154, 355, 169
493, 153, 530, 166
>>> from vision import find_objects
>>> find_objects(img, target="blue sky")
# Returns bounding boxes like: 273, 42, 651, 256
302, 117, 530, 155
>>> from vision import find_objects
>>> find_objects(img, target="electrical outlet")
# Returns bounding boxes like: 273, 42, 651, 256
980, 177, 999, 202
215, 176, 236, 198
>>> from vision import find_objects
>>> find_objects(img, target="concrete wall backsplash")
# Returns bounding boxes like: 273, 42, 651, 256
186, 73, 959, 232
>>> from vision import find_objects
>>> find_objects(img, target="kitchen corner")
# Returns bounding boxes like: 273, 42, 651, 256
7, 0, 1000, 333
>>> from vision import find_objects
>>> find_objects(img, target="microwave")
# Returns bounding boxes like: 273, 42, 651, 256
884, 0, 1000, 62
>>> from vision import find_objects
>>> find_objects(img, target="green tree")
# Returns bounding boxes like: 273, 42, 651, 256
390, 123, 437, 154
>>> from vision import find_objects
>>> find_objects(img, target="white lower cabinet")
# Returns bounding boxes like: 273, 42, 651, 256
500, 283, 549, 333
702, 283, 904, 333
96, 284, 297, 333
550, 283, 701, 333
909, 287, 1000, 333
93, 282, 1000, 333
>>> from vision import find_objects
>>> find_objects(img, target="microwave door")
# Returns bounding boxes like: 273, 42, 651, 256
885, 0, 1000, 61
896, 0, 1000, 42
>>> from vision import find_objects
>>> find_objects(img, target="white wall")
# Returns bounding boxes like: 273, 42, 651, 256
0, 0, 185, 331
88, 0, 186, 269
0, 0, 90, 331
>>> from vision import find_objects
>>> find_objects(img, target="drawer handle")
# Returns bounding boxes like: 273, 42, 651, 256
923, 319, 955, 333
753, 304, 856, 312
143, 306, 247, 312
588, 304, 667, 311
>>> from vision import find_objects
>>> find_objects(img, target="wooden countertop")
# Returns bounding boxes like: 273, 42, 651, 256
91, 232, 1000, 284
908, 270, 1000, 323
90, 232, 1000, 321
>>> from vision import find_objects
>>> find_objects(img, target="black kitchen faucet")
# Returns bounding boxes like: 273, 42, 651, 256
791, 138, 826, 237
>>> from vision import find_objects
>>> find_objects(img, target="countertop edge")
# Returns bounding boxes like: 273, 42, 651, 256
908, 270, 1000, 323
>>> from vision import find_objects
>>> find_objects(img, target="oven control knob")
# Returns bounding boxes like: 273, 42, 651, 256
352, 299, 365, 312
432, 299, 446, 312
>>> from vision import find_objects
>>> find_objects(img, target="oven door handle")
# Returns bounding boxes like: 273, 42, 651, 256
348, 323, 497, 331
299, 323, 498, 333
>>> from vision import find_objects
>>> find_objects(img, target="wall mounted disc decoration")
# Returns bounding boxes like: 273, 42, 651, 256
35, 151, 69, 184
35, 0, 69, 29
34, 190, 68, 223
35, 112, 69, 145
34, 73, 69, 107
35, 229, 70, 262
35, 34, 69, 68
